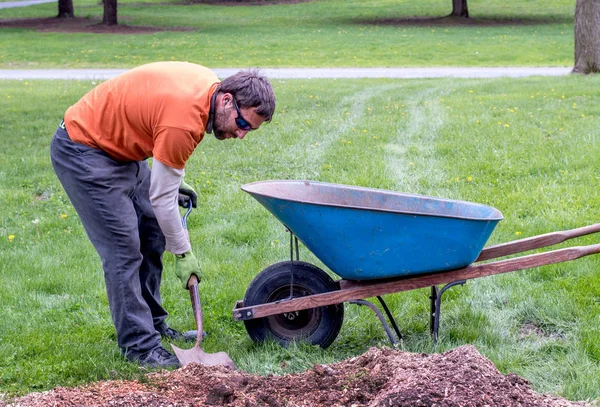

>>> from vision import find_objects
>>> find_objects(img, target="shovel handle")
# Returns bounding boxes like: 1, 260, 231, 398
187, 274, 199, 288
187, 275, 203, 346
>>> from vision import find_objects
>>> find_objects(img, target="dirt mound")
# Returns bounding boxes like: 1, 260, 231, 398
4, 345, 589, 407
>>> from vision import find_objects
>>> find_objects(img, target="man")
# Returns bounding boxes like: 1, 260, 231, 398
50, 62, 276, 368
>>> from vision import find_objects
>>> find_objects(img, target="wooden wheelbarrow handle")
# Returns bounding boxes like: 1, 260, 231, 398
234, 242, 600, 321
477, 223, 600, 262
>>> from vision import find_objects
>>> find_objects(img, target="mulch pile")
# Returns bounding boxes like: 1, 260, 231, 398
2, 345, 591, 407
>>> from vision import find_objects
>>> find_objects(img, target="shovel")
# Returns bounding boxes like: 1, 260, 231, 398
171, 200, 236, 369
171, 275, 236, 369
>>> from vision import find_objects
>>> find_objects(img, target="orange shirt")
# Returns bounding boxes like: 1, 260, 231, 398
64, 62, 220, 169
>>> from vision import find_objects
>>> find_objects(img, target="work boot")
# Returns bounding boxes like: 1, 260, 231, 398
127, 345, 181, 369
160, 327, 204, 342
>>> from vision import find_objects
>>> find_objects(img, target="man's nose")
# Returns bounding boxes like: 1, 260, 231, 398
235, 129, 249, 139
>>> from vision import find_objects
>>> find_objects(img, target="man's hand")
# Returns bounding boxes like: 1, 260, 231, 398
178, 179, 198, 208
174, 251, 201, 289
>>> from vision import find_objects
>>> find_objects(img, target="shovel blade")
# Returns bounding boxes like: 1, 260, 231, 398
171, 344, 236, 370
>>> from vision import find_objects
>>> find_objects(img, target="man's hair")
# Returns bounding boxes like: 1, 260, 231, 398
218, 69, 276, 122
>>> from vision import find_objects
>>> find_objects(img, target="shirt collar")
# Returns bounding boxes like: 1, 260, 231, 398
206, 90, 218, 134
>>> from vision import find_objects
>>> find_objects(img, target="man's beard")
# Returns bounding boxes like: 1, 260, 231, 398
214, 128, 227, 140
213, 107, 230, 140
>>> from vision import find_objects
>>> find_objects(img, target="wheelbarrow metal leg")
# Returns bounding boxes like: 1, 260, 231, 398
350, 299, 400, 346
376, 296, 403, 342
285, 230, 300, 300
430, 280, 467, 343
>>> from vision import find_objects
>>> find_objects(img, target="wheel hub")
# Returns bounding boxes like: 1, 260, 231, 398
267, 286, 321, 340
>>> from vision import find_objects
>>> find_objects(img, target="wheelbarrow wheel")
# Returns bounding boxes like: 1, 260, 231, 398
243, 261, 344, 349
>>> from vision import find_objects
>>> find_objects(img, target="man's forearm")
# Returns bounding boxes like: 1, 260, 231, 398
149, 159, 192, 254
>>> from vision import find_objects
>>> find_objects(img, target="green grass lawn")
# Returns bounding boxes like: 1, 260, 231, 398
0, 0, 576, 68
0, 76, 598, 401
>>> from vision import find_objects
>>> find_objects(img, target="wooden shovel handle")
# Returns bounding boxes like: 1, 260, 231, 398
187, 274, 199, 288
187, 275, 203, 346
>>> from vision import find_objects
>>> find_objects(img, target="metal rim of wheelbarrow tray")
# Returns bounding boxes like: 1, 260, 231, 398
242, 260, 344, 349
241, 180, 504, 220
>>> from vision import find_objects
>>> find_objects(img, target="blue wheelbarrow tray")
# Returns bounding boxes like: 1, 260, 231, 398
242, 180, 504, 281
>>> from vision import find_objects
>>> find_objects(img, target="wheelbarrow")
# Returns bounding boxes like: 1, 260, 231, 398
233, 180, 600, 347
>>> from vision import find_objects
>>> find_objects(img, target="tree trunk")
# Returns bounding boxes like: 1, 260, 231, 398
57, 0, 74, 18
450, 0, 469, 18
573, 0, 600, 73
102, 0, 118, 25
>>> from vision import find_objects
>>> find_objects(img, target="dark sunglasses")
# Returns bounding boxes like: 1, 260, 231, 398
232, 98, 256, 131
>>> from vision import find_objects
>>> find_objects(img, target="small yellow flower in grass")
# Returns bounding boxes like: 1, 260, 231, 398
504, 124, 510, 128
515, 231, 521, 236
61, 214, 68, 219
409, 162, 415, 166
373, 136, 379, 140
455, 177, 460, 182
8, 235, 15, 243
467, 176, 473, 182
469, 90, 473, 93
306, 120, 311, 124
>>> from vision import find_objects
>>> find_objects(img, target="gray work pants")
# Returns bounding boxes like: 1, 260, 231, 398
50, 126, 168, 355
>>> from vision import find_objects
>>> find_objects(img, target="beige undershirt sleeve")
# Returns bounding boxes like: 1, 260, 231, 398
149, 159, 192, 254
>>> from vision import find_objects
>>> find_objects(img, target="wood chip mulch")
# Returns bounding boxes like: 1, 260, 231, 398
2, 345, 593, 407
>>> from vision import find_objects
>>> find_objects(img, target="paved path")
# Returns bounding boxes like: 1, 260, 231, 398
0, 0, 53, 9
0, 67, 572, 80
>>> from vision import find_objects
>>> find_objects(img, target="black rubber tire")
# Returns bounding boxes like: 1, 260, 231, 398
243, 261, 344, 349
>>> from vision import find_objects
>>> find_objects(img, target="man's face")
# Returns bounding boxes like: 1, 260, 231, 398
213, 96, 266, 140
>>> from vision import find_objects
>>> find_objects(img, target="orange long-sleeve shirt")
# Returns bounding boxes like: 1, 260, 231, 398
64, 61, 220, 169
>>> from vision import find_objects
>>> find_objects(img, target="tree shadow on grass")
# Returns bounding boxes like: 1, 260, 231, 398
352, 15, 573, 28
0, 16, 196, 33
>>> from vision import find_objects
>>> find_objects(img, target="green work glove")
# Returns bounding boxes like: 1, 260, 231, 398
174, 251, 201, 289
178, 179, 198, 208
